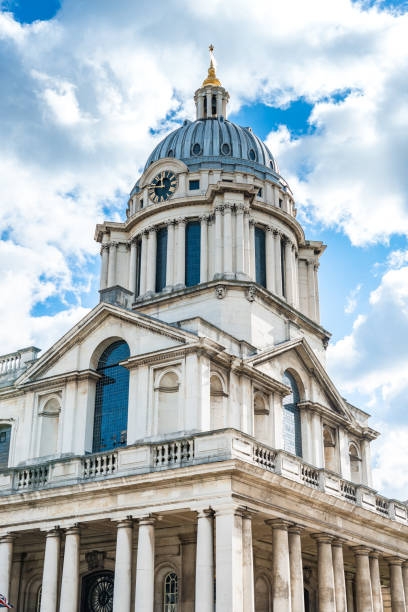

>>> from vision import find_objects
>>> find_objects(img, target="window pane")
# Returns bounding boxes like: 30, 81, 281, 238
93, 341, 130, 453
282, 371, 302, 457
189, 180, 200, 190
255, 227, 266, 288
156, 227, 168, 293
185, 221, 201, 287
164, 572, 178, 612
0, 425, 11, 469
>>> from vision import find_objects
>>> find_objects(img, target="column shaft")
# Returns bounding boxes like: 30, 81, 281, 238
214, 207, 223, 277
146, 228, 157, 293
269, 519, 291, 612
274, 231, 282, 296
206, 91, 212, 117
113, 520, 133, 612
293, 250, 299, 308
346, 573, 355, 612
215, 509, 244, 612
223, 205, 233, 276
332, 540, 347, 612
288, 526, 305, 612
41, 529, 61, 612
402, 563, 408, 610
244, 212, 250, 276
181, 537, 196, 612
314, 263, 321, 322
175, 219, 186, 287
166, 221, 175, 289
134, 518, 155, 611
353, 547, 374, 612
369, 553, 383, 612
313, 534, 336, 612
249, 220, 255, 279
389, 558, 406, 612
100, 245, 109, 290
107, 242, 117, 287
265, 228, 275, 292
59, 527, 80, 612
200, 216, 208, 283
307, 260, 316, 319
139, 232, 148, 295
242, 514, 255, 612
235, 207, 245, 277
284, 240, 293, 304
128, 240, 137, 295
0, 535, 14, 600
195, 510, 214, 612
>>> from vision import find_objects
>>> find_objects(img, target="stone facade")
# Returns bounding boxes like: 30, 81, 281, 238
0, 54, 406, 612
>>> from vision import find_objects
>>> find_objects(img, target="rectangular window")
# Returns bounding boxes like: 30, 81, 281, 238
281, 238, 286, 297
185, 221, 201, 287
0, 426, 11, 468
189, 180, 200, 190
223, 179, 233, 182
257, 187, 262, 197
279, 198, 283, 208
140, 199, 144, 209
155, 227, 168, 293
136, 238, 142, 297
255, 227, 266, 288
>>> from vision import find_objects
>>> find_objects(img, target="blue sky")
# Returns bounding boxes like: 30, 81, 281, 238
1, 0, 408, 497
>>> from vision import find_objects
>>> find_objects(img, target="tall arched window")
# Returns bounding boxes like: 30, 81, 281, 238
349, 442, 361, 484
157, 370, 180, 435
156, 226, 168, 293
210, 373, 227, 430
282, 371, 302, 457
39, 397, 60, 457
164, 572, 178, 612
185, 221, 201, 287
0, 425, 11, 469
255, 227, 266, 288
93, 341, 130, 453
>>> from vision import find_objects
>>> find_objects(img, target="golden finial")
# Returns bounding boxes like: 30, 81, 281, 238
202, 44, 222, 87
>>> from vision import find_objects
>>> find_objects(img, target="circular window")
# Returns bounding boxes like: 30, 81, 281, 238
249, 149, 256, 161
192, 143, 202, 156
221, 143, 231, 155
168, 149, 174, 158
84, 573, 114, 612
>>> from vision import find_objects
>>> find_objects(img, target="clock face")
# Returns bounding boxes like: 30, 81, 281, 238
148, 170, 177, 203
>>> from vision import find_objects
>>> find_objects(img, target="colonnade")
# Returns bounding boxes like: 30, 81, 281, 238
1, 511, 407, 612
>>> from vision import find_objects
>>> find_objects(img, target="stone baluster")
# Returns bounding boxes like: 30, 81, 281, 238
59, 526, 80, 612
134, 516, 156, 612
369, 551, 383, 612
128, 239, 137, 296
146, 227, 157, 294
265, 227, 275, 292
40, 529, 61, 612
214, 206, 223, 278
346, 572, 356, 612
274, 230, 283, 296
165, 220, 175, 290
288, 525, 305, 612
175, 218, 186, 288
403, 562, 408, 610
200, 215, 209, 283
113, 519, 133, 612
195, 509, 214, 612
267, 519, 291, 612
388, 557, 406, 612
139, 231, 148, 296
223, 204, 233, 278
353, 546, 374, 612
100, 244, 109, 290
0, 535, 14, 601
312, 533, 336, 612
332, 538, 347, 612
242, 512, 255, 612
107, 241, 118, 287
215, 506, 244, 612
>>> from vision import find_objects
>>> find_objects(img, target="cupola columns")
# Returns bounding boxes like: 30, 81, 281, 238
195, 45, 230, 120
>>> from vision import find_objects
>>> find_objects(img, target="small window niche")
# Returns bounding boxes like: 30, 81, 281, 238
257, 187, 263, 197
323, 425, 338, 473
254, 391, 269, 443
189, 179, 200, 190
38, 395, 61, 457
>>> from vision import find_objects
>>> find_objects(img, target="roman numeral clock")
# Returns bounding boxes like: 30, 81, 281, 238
148, 170, 177, 203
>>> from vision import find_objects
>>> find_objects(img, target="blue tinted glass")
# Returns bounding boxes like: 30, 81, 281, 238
93, 341, 130, 453
282, 371, 302, 457
0, 426, 11, 468
189, 180, 200, 190
155, 227, 168, 292
185, 222, 201, 287
255, 227, 266, 288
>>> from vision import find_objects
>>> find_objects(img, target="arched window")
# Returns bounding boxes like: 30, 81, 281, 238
93, 341, 130, 453
254, 392, 269, 443
0, 424, 11, 469
157, 370, 180, 435
323, 426, 338, 473
156, 226, 168, 292
39, 397, 60, 457
210, 373, 227, 430
255, 575, 270, 612
255, 227, 266, 288
185, 221, 201, 287
164, 572, 178, 611
349, 442, 361, 484
282, 371, 302, 458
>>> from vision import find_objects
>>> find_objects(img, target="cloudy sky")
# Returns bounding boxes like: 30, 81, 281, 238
1, 0, 408, 499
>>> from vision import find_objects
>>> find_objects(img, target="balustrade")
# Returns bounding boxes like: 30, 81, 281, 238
83, 451, 117, 479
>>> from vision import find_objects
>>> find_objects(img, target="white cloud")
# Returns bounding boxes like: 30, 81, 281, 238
345, 283, 362, 314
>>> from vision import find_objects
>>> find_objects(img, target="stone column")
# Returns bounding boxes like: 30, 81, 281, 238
307, 260, 316, 319
402, 562, 408, 609
288, 525, 304, 612
312, 533, 336, 612
353, 546, 373, 612
244, 210, 250, 276
293, 249, 299, 309
0, 535, 14, 600
249, 218, 255, 280
195, 509, 214, 612
134, 517, 155, 612
235, 205, 245, 278
214, 206, 223, 278
100, 244, 109, 290
242, 512, 255, 612
223, 204, 233, 277
267, 519, 291, 612
165, 220, 175, 290
332, 538, 347, 612
206, 91, 212, 117
369, 551, 383, 612
181, 535, 196, 612
113, 519, 133, 612
216, 92, 223, 116
265, 227, 275, 292
128, 239, 137, 296
59, 526, 80, 612
10, 553, 25, 610
146, 227, 157, 294
215, 507, 244, 612
346, 572, 355, 612
40, 529, 61, 612
200, 215, 208, 283
388, 557, 406, 612
139, 231, 148, 296
197, 94, 204, 119
175, 218, 186, 287
284, 239, 293, 304
107, 241, 117, 287
314, 262, 321, 322
274, 230, 283, 296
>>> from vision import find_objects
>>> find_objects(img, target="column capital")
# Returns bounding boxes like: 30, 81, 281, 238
266, 225, 274, 232
101, 243, 110, 251
345, 571, 355, 581
386, 556, 405, 566
215, 204, 224, 213
265, 518, 293, 531
44, 527, 62, 538
199, 213, 210, 223
223, 202, 233, 211
65, 525, 80, 536
311, 532, 334, 544
176, 216, 187, 224
195, 507, 214, 519
165, 218, 175, 226
114, 518, 134, 529
332, 537, 348, 547
369, 550, 381, 559
110, 240, 119, 248
351, 545, 372, 556
288, 524, 304, 535
402, 560, 408, 568
235, 203, 245, 213
249, 216, 256, 226
137, 514, 157, 527
0, 534, 15, 544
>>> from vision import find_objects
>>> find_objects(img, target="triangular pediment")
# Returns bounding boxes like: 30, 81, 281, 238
16, 303, 197, 385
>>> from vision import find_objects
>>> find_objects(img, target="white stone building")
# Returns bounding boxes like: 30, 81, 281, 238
0, 50, 407, 612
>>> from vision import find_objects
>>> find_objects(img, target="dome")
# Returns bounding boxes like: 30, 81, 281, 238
140, 117, 279, 181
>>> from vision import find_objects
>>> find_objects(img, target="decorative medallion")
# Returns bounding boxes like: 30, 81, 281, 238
87, 574, 114, 612
148, 170, 177, 203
